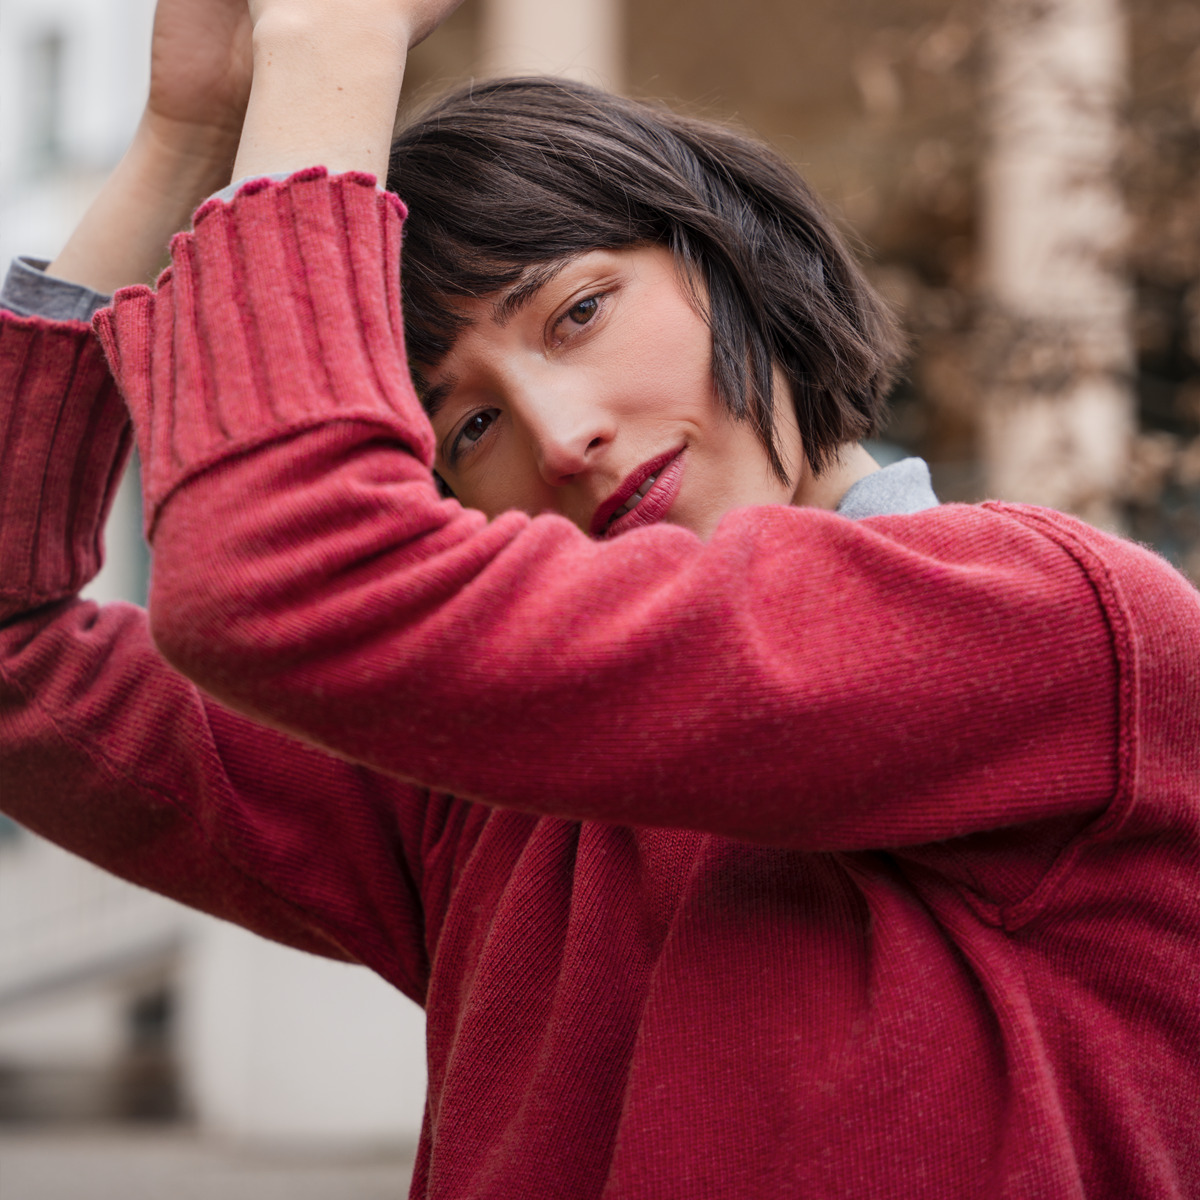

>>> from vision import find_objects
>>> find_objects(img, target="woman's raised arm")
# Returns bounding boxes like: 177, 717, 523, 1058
0, 302, 433, 1001
47, 0, 253, 294
0, 1, 438, 997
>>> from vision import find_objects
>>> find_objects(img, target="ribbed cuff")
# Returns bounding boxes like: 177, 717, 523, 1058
95, 168, 433, 535
0, 314, 132, 616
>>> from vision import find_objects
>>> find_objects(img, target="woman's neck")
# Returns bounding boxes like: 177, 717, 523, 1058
792, 443, 881, 511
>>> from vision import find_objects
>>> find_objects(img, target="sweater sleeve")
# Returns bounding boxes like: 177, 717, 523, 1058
0, 309, 430, 1002
97, 169, 1128, 853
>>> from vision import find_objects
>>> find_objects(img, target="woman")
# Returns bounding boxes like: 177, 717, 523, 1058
1, 0, 1198, 1196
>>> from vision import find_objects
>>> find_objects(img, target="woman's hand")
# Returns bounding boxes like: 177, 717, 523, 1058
146, 0, 253, 146
231, 0, 466, 182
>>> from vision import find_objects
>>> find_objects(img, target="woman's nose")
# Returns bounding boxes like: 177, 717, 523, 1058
523, 391, 616, 485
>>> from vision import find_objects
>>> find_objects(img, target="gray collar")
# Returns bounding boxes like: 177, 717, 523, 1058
835, 457, 939, 520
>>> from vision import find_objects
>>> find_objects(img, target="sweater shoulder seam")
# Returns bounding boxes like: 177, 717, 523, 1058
978, 503, 1138, 931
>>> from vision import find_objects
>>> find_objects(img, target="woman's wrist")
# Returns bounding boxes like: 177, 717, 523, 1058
135, 108, 243, 196
232, 11, 408, 182
47, 113, 241, 294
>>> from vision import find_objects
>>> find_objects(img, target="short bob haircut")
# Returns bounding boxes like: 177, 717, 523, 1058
388, 76, 903, 482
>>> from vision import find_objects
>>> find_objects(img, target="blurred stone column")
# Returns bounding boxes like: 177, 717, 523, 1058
978, 0, 1132, 527
480, 0, 622, 89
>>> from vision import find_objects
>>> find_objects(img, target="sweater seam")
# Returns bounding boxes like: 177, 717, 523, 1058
65, 350, 122, 590
93, 406, 134, 582
978, 504, 1138, 932
23, 329, 68, 591
0, 616, 422, 997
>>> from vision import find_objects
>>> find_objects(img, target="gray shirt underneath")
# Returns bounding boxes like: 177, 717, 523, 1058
1, 256, 112, 323
836, 457, 939, 518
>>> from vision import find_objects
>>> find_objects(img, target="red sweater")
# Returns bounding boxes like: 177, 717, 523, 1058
2, 169, 1199, 1198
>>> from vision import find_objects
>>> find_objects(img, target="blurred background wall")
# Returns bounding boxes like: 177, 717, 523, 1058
1, 0, 1197, 1162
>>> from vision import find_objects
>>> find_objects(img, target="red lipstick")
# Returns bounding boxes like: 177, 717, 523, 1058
591, 448, 685, 538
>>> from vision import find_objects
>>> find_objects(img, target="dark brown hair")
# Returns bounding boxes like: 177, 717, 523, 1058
387, 76, 902, 480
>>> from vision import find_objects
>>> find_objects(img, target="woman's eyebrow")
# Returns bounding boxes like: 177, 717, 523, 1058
422, 255, 588, 417
422, 375, 456, 418
492, 257, 579, 327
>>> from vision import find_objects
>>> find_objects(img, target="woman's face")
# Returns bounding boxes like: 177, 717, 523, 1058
423, 245, 807, 541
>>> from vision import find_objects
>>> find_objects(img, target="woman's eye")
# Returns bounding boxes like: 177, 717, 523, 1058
552, 294, 605, 344
450, 410, 497, 462
566, 296, 600, 325
462, 412, 493, 443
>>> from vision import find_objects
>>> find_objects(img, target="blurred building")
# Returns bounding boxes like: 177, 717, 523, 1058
1, 0, 1198, 1158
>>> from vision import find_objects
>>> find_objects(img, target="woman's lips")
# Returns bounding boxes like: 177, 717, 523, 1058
602, 450, 685, 538
590, 447, 681, 535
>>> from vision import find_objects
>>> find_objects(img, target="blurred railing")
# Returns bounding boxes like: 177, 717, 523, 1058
0, 834, 186, 1011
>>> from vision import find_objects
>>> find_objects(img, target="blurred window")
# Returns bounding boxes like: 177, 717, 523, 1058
27, 29, 67, 170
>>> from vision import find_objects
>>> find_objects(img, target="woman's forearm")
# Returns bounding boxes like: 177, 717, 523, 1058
47, 113, 241, 295
49, 0, 442, 297
232, 9, 409, 183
